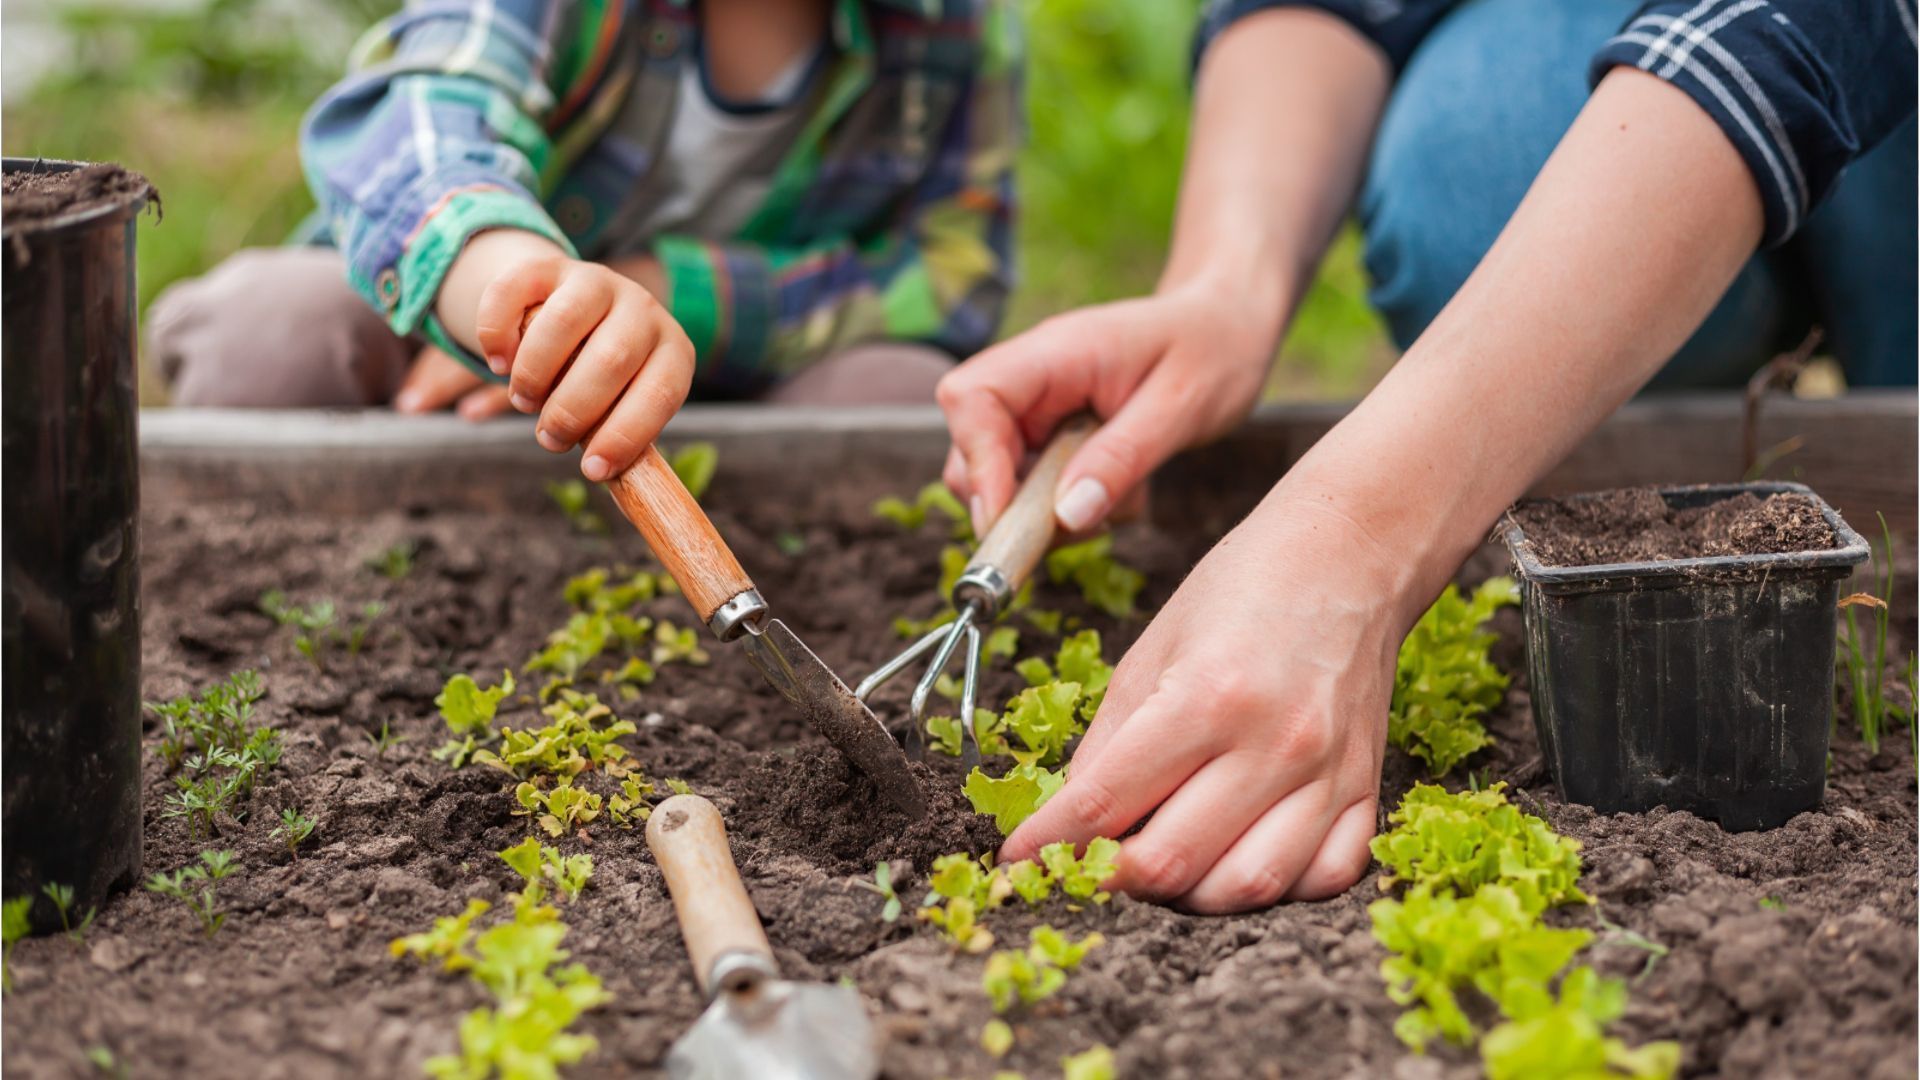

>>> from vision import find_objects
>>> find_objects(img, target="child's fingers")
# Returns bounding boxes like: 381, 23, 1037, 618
394, 345, 484, 413
474, 257, 565, 376
578, 335, 695, 482
456, 385, 514, 422
509, 274, 614, 410
535, 299, 663, 453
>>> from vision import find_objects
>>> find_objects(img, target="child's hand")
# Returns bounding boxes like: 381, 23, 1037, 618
393, 345, 514, 421
440, 230, 694, 483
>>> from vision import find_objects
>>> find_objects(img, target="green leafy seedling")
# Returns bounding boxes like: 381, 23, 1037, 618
855, 861, 904, 922
1045, 535, 1144, 618
365, 540, 415, 580
145, 850, 237, 938
1038, 838, 1120, 903
1061, 1044, 1116, 1080
1390, 578, 1518, 777
964, 762, 1064, 835
273, 808, 317, 860
668, 442, 719, 499
546, 479, 608, 534
261, 591, 340, 671
41, 882, 96, 944
367, 718, 407, 758
980, 1018, 1014, 1058
434, 671, 516, 768
3, 895, 32, 991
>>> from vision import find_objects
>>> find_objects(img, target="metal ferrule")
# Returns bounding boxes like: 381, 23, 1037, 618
950, 565, 1012, 620
707, 589, 769, 642
706, 949, 778, 999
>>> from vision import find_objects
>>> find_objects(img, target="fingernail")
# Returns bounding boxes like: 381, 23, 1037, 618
393, 389, 423, 413
536, 428, 566, 453
1055, 477, 1109, 533
510, 392, 537, 413
969, 494, 986, 538
487, 353, 508, 376
581, 455, 612, 482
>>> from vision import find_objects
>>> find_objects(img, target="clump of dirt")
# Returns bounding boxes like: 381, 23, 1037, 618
2, 162, 156, 231
1513, 487, 1837, 567
0, 492, 1910, 1080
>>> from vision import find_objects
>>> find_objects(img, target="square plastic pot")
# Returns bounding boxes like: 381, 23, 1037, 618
1502, 482, 1870, 831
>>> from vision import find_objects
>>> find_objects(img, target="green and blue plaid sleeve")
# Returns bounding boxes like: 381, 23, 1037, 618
300, 0, 596, 376
654, 3, 1021, 391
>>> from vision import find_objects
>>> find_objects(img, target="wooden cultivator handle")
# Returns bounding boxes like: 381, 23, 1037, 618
646, 793, 776, 996
518, 305, 754, 625
964, 414, 1098, 593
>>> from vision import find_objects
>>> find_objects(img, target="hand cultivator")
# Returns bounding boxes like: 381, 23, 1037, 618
856, 416, 1096, 766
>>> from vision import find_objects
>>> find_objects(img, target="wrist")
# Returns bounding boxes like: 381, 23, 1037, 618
435, 228, 570, 348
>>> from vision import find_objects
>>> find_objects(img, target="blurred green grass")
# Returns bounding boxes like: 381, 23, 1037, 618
2, 0, 1392, 401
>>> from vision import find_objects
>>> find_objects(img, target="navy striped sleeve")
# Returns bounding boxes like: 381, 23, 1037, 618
1591, 0, 1918, 247
1194, 0, 1460, 74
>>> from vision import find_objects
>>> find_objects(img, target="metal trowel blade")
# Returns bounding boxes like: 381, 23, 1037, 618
740, 619, 928, 819
667, 980, 879, 1080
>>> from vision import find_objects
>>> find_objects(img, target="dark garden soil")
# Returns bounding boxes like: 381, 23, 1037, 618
1, 162, 155, 231
1511, 488, 1837, 568
3, 484, 1914, 1080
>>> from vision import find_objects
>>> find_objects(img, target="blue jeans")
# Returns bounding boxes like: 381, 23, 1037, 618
1357, 0, 1918, 388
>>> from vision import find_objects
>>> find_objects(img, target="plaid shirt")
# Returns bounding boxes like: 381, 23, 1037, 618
1199, 0, 1916, 248
302, 0, 1020, 394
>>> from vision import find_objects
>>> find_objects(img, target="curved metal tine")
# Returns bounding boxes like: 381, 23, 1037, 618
909, 605, 977, 723
958, 621, 983, 770
854, 621, 954, 702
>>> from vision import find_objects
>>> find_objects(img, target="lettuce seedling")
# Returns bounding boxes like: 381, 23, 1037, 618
1369, 783, 1587, 917
980, 1018, 1014, 1059
1045, 536, 1145, 619
1061, 1045, 1115, 1080
526, 612, 615, 686
1038, 838, 1119, 904
872, 481, 972, 540
40, 883, 96, 945
1016, 630, 1112, 719
513, 780, 604, 838
668, 442, 720, 499
983, 946, 1065, 1012
855, 861, 904, 922
480, 690, 636, 781
2, 896, 30, 992
919, 853, 1010, 952
564, 566, 664, 612
392, 898, 493, 972
964, 762, 1065, 835
273, 808, 316, 860
1028, 925, 1103, 971
607, 775, 657, 828
365, 540, 415, 580
545, 479, 607, 534
426, 967, 610, 1080
1480, 967, 1680, 1080
651, 620, 710, 667
1001, 680, 1087, 765
1390, 577, 1518, 776
1004, 859, 1053, 907
500, 838, 593, 906
434, 671, 516, 768
145, 850, 237, 938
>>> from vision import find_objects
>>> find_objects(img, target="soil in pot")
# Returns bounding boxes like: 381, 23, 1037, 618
1509, 487, 1837, 567
0, 489, 1911, 1080
1, 163, 155, 228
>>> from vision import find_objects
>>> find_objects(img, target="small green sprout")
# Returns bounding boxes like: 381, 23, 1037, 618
607, 775, 657, 828
1838, 514, 1900, 753
500, 837, 594, 906
513, 779, 603, 837
1390, 577, 1519, 777
775, 530, 807, 557
346, 602, 385, 656
651, 621, 710, 667
872, 481, 972, 540
668, 442, 719, 499
273, 808, 317, 860
365, 540, 416, 580
1595, 910, 1669, 983
1045, 535, 1144, 618
391, 898, 492, 970
261, 591, 339, 670
1758, 896, 1785, 911
980, 1018, 1014, 1058
546, 479, 607, 534
86, 1046, 129, 1079
40, 883, 95, 944
982, 947, 1063, 1012
1061, 1045, 1115, 1080
366, 718, 407, 758
665, 778, 694, 796
145, 851, 237, 938
855, 861, 904, 922
434, 670, 516, 768
3, 895, 32, 991
1038, 838, 1120, 904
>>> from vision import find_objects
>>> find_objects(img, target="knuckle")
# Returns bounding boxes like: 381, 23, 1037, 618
1217, 864, 1290, 911
1067, 776, 1126, 835
541, 400, 589, 439
1125, 845, 1193, 900
934, 369, 972, 411
1272, 712, 1334, 764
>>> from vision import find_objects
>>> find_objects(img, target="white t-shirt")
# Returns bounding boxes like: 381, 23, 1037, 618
633, 47, 819, 240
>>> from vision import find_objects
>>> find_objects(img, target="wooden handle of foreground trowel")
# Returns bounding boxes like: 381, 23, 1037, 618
646, 793, 775, 996
965, 414, 1099, 590
518, 305, 754, 625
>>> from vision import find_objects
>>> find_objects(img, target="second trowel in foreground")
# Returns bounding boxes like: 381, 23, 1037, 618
600, 445, 927, 819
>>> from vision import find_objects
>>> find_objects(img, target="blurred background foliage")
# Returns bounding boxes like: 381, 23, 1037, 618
1, 0, 1392, 399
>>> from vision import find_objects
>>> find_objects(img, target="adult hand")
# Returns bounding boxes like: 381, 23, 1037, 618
1001, 497, 1406, 913
937, 279, 1279, 538
393, 345, 514, 420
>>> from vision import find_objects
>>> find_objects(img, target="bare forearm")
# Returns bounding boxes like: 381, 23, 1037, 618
1267, 68, 1766, 625
1161, 9, 1391, 328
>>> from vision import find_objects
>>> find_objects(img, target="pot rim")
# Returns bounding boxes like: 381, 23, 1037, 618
1501, 480, 1872, 586
3, 156, 153, 240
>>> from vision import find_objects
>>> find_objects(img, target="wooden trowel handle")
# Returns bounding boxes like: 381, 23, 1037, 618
646, 794, 775, 996
517, 304, 754, 625
965, 414, 1098, 590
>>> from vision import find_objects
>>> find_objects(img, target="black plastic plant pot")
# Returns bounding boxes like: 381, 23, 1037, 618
2, 158, 153, 932
1503, 482, 1869, 832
